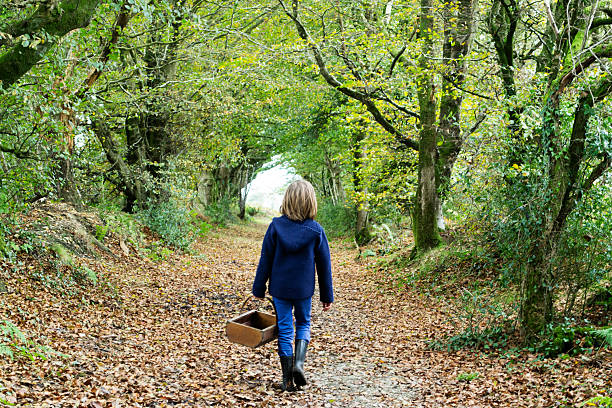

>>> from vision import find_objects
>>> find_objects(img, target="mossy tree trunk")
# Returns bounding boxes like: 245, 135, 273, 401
413, 0, 477, 251
413, 0, 442, 251
520, 80, 612, 337
353, 125, 371, 245
0, 0, 101, 88
487, 0, 612, 337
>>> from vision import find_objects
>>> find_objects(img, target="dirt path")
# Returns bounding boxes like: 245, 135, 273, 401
2, 218, 423, 407
2, 218, 610, 407
188, 219, 423, 407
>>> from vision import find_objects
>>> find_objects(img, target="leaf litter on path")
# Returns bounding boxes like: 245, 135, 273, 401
1, 219, 610, 407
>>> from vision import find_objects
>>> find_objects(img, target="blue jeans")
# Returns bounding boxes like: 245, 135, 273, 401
273, 296, 312, 357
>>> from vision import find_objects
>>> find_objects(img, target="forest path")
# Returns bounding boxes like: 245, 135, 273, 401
207, 219, 423, 407
4, 217, 608, 407
2, 217, 430, 407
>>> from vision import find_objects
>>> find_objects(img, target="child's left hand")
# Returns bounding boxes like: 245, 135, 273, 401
322, 302, 332, 311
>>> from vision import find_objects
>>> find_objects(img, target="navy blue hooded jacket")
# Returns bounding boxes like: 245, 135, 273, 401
252, 215, 334, 303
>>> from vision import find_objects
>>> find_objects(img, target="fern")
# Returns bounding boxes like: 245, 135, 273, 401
0, 344, 13, 359
592, 328, 612, 348
0, 320, 65, 361
0, 321, 26, 343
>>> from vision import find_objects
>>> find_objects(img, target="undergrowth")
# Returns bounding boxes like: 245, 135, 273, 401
316, 200, 355, 239
533, 322, 611, 358
377, 238, 611, 358
138, 200, 197, 250
0, 320, 64, 362
204, 197, 238, 227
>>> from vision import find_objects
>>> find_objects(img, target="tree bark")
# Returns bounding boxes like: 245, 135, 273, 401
0, 0, 101, 88
353, 129, 370, 245
520, 77, 611, 336
413, 0, 442, 251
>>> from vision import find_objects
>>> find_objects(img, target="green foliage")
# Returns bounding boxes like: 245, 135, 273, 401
94, 225, 109, 242
0, 219, 35, 262
204, 197, 237, 227
138, 200, 196, 250
145, 243, 174, 262
361, 249, 377, 258
190, 211, 212, 237
457, 372, 480, 382
581, 395, 612, 408
246, 206, 259, 217
0, 320, 63, 362
316, 200, 356, 239
0, 221, 16, 260
428, 287, 513, 351
535, 322, 609, 358
592, 328, 612, 348
437, 326, 509, 352
97, 209, 144, 249
72, 265, 98, 285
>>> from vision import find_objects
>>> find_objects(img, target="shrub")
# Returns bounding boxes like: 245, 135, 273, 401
138, 200, 196, 250
428, 286, 514, 351
97, 209, 144, 248
316, 199, 355, 239
204, 197, 237, 227
246, 206, 259, 217
535, 322, 609, 358
190, 211, 212, 237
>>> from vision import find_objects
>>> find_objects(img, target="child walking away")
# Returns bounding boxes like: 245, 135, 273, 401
252, 179, 334, 391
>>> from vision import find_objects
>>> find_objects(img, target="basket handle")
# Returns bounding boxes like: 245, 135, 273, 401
240, 295, 277, 317
241, 295, 279, 336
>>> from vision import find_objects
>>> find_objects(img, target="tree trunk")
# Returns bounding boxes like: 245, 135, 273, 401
436, 0, 476, 199
520, 242, 555, 338
56, 157, 83, 210
413, 0, 442, 251
0, 0, 101, 88
94, 121, 145, 213
519, 77, 612, 336
238, 164, 252, 220
353, 127, 371, 245
413, 121, 441, 250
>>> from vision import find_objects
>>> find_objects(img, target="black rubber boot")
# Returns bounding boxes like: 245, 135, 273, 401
293, 339, 308, 388
280, 355, 294, 391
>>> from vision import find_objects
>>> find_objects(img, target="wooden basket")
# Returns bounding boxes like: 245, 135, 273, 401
226, 297, 277, 348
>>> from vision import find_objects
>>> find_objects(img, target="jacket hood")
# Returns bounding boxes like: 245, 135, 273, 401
274, 216, 321, 253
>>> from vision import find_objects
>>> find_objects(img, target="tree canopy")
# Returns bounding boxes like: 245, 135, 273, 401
1, 0, 611, 341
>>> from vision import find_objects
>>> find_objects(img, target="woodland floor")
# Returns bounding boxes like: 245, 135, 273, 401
1, 215, 611, 407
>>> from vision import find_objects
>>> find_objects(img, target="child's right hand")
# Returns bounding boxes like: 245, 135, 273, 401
322, 302, 332, 311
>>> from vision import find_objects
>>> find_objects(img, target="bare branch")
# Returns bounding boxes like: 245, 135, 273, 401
543, 0, 560, 36
388, 46, 406, 78
582, 155, 611, 194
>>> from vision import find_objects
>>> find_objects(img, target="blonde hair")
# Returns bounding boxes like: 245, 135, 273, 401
280, 179, 318, 221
